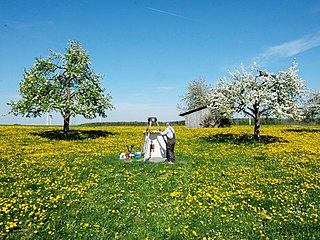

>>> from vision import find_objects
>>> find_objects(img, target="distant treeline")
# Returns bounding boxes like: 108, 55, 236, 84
8, 118, 319, 127
80, 120, 186, 127
233, 118, 320, 126
80, 118, 320, 127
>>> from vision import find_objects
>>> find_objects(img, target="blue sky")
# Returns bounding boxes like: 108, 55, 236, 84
1, 0, 320, 125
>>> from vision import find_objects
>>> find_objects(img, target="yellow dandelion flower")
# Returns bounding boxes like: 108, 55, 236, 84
192, 230, 198, 236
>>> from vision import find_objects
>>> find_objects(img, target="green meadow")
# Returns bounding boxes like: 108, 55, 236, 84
0, 125, 319, 239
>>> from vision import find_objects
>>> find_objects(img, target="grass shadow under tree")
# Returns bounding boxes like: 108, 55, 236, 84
32, 130, 116, 140
202, 133, 287, 145
284, 127, 320, 133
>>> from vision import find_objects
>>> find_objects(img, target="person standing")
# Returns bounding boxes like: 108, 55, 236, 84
160, 123, 176, 164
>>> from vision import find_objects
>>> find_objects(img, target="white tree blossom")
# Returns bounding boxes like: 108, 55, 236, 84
207, 62, 306, 140
178, 77, 211, 112
8, 41, 114, 136
305, 90, 320, 119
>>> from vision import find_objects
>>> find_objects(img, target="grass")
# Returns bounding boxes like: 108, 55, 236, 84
0, 125, 319, 239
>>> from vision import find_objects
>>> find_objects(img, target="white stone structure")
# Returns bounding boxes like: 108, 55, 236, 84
143, 131, 167, 162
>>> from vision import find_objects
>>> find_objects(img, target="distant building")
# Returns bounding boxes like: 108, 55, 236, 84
179, 106, 210, 128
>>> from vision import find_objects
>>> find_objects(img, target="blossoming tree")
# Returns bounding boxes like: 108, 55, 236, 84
207, 62, 306, 140
178, 77, 211, 112
8, 40, 114, 136
305, 90, 320, 119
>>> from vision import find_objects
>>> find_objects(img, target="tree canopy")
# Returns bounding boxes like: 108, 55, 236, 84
305, 90, 320, 119
8, 40, 114, 135
207, 62, 306, 140
178, 77, 210, 112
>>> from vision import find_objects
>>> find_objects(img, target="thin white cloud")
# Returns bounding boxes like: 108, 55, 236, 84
255, 32, 320, 63
147, 7, 191, 20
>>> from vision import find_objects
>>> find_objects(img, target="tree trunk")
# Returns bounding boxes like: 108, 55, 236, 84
254, 117, 260, 141
63, 114, 70, 137
64, 76, 71, 137
253, 104, 260, 141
